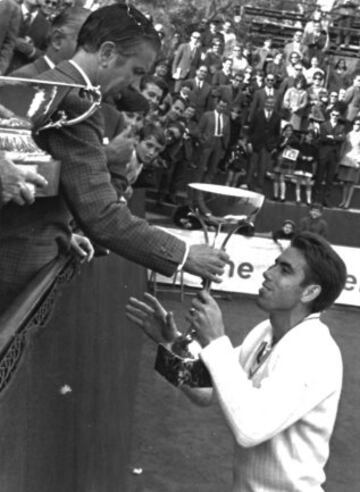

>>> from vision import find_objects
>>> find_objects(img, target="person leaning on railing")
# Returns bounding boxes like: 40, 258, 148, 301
0, 5, 230, 315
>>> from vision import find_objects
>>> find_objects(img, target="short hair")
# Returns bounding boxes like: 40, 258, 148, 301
139, 121, 166, 147
51, 6, 90, 34
294, 75, 306, 88
77, 4, 160, 55
140, 75, 168, 97
291, 232, 347, 313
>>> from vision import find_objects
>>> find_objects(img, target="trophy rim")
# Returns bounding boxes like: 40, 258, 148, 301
188, 182, 264, 201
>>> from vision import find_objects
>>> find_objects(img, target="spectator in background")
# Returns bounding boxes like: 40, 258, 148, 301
265, 51, 287, 89
196, 98, 230, 184
272, 218, 296, 250
285, 52, 303, 78
202, 38, 223, 82
0, 0, 21, 75
327, 58, 351, 92
220, 19, 237, 57
293, 129, 318, 205
10, 6, 90, 77
171, 30, 202, 92
315, 107, 346, 206
304, 56, 325, 85
343, 72, 360, 123
182, 65, 212, 119
272, 124, 299, 202
253, 38, 274, 72
8, 0, 52, 72
282, 75, 308, 132
299, 203, 328, 237
140, 75, 168, 114
247, 96, 281, 192
212, 57, 233, 86
283, 31, 309, 65
230, 44, 249, 73
249, 72, 280, 122
337, 116, 360, 208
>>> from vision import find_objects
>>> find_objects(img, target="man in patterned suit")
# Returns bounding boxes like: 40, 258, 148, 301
0, 5, 229, 314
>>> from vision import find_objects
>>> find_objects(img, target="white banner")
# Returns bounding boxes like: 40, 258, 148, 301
150, 228, 360, 307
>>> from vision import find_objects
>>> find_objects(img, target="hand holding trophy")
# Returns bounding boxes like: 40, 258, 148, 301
154, 183, 265, 387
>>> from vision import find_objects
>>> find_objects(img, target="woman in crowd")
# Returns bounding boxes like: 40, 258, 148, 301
304, 56, 325, 85
337, 116, 360, 209
282, 75, 308, 131
327, 58, 351, 92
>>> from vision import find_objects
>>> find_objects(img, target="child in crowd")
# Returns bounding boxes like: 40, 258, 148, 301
272, 124, 299, 202
225, 128, 251, 188
293, 129, 318, 205
299, 202, 328, 237
272, 218, 296, 250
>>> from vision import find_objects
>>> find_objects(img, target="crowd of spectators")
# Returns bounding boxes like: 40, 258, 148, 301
2, 0, 360, 212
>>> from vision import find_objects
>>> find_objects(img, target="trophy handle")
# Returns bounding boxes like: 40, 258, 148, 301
37, 86, 102, 131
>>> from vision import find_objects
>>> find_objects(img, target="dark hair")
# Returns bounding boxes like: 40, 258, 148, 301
140, 75, 168, 97
291, 232, 347, 313
77, 4, 160, 55
294, 75, 306, 89
51, 6, 90, 33
139, 121, 166, 147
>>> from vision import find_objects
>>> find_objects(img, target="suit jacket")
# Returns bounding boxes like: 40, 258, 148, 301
212, 70, 232, 87
0, 0, 21, 74
218, 84, 246, 109
183, 78, 212, 116
249, 109, 281, 152
0, 61, 186, 312
249, 87, 281, 121
198, 110, 230, 150
171, 42, 201, 80
9, 54, 50, 77
318, 121, 346, 156
9, 10, 51, 71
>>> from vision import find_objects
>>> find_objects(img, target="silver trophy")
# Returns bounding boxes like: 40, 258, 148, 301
155, 183, 265, 387
0, 76, 101, 196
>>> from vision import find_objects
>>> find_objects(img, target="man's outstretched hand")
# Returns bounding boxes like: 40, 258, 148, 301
184, 244, 230, 283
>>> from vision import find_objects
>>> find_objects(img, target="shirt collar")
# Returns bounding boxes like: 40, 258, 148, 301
43, 55, 55, 69
68, 59, 93, 88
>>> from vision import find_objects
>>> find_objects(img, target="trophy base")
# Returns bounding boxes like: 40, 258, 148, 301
155, 344, 212, 388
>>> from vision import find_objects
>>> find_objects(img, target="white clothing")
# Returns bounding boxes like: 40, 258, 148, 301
200, 314, 343, 492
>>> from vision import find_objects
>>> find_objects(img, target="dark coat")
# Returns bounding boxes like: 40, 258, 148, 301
249, 109, 281, 152
0, 0, 21, 74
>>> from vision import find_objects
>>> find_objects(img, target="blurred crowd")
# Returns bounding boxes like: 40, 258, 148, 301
2, 0, 360, 210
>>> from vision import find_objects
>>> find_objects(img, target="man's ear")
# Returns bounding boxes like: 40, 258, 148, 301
50, 30, 64, 51
302, 284, 321, 305
98, 41, 119, 68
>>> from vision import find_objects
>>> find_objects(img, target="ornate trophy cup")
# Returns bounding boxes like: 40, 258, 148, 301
0, 76, 101, 196
155, 183, 265, 387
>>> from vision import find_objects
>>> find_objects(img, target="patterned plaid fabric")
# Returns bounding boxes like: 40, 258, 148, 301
0, 61, 185, 313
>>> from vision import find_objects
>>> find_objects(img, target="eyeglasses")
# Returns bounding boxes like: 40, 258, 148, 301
192, 35, 201, 40
313, 76, 322, 80
44, 0, 58, 5
266, 78, 275, 82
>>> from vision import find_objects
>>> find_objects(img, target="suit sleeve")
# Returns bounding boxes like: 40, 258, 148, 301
36, 96, 186, 276
0, 5, 21, 74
